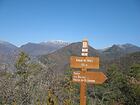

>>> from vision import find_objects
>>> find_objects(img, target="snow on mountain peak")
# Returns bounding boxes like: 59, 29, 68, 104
41, 40, 70, 45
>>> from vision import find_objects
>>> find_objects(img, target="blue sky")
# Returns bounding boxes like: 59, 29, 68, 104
0, 0, 140, 48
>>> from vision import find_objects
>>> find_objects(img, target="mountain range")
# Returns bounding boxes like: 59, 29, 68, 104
20, 41, 70, 57
0, 40, 70, 71
0, 40, 140, 73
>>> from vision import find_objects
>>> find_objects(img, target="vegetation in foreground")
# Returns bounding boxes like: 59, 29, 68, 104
0, 52, 140, 105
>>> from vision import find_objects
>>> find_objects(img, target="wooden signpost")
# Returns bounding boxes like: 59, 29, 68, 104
70, 39, 107, 105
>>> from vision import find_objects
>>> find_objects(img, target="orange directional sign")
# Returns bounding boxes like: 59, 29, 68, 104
70, 56, 99, 69
73, 71, 107, 84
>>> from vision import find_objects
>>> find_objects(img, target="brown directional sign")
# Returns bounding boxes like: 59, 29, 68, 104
73, 71, 107, 84
70, 39, 107, 105
70, 56, 99, 69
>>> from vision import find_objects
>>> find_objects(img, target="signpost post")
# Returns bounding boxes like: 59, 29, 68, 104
70, 39, 107, 105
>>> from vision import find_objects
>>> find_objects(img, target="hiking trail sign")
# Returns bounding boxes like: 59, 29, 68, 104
70, 39, 107, 105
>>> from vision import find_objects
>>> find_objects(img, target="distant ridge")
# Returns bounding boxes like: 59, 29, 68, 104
100, 43, 140, 60
20, 40, 70, 57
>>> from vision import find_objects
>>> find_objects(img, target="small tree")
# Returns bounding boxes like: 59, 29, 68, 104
14, 52, 31, 105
